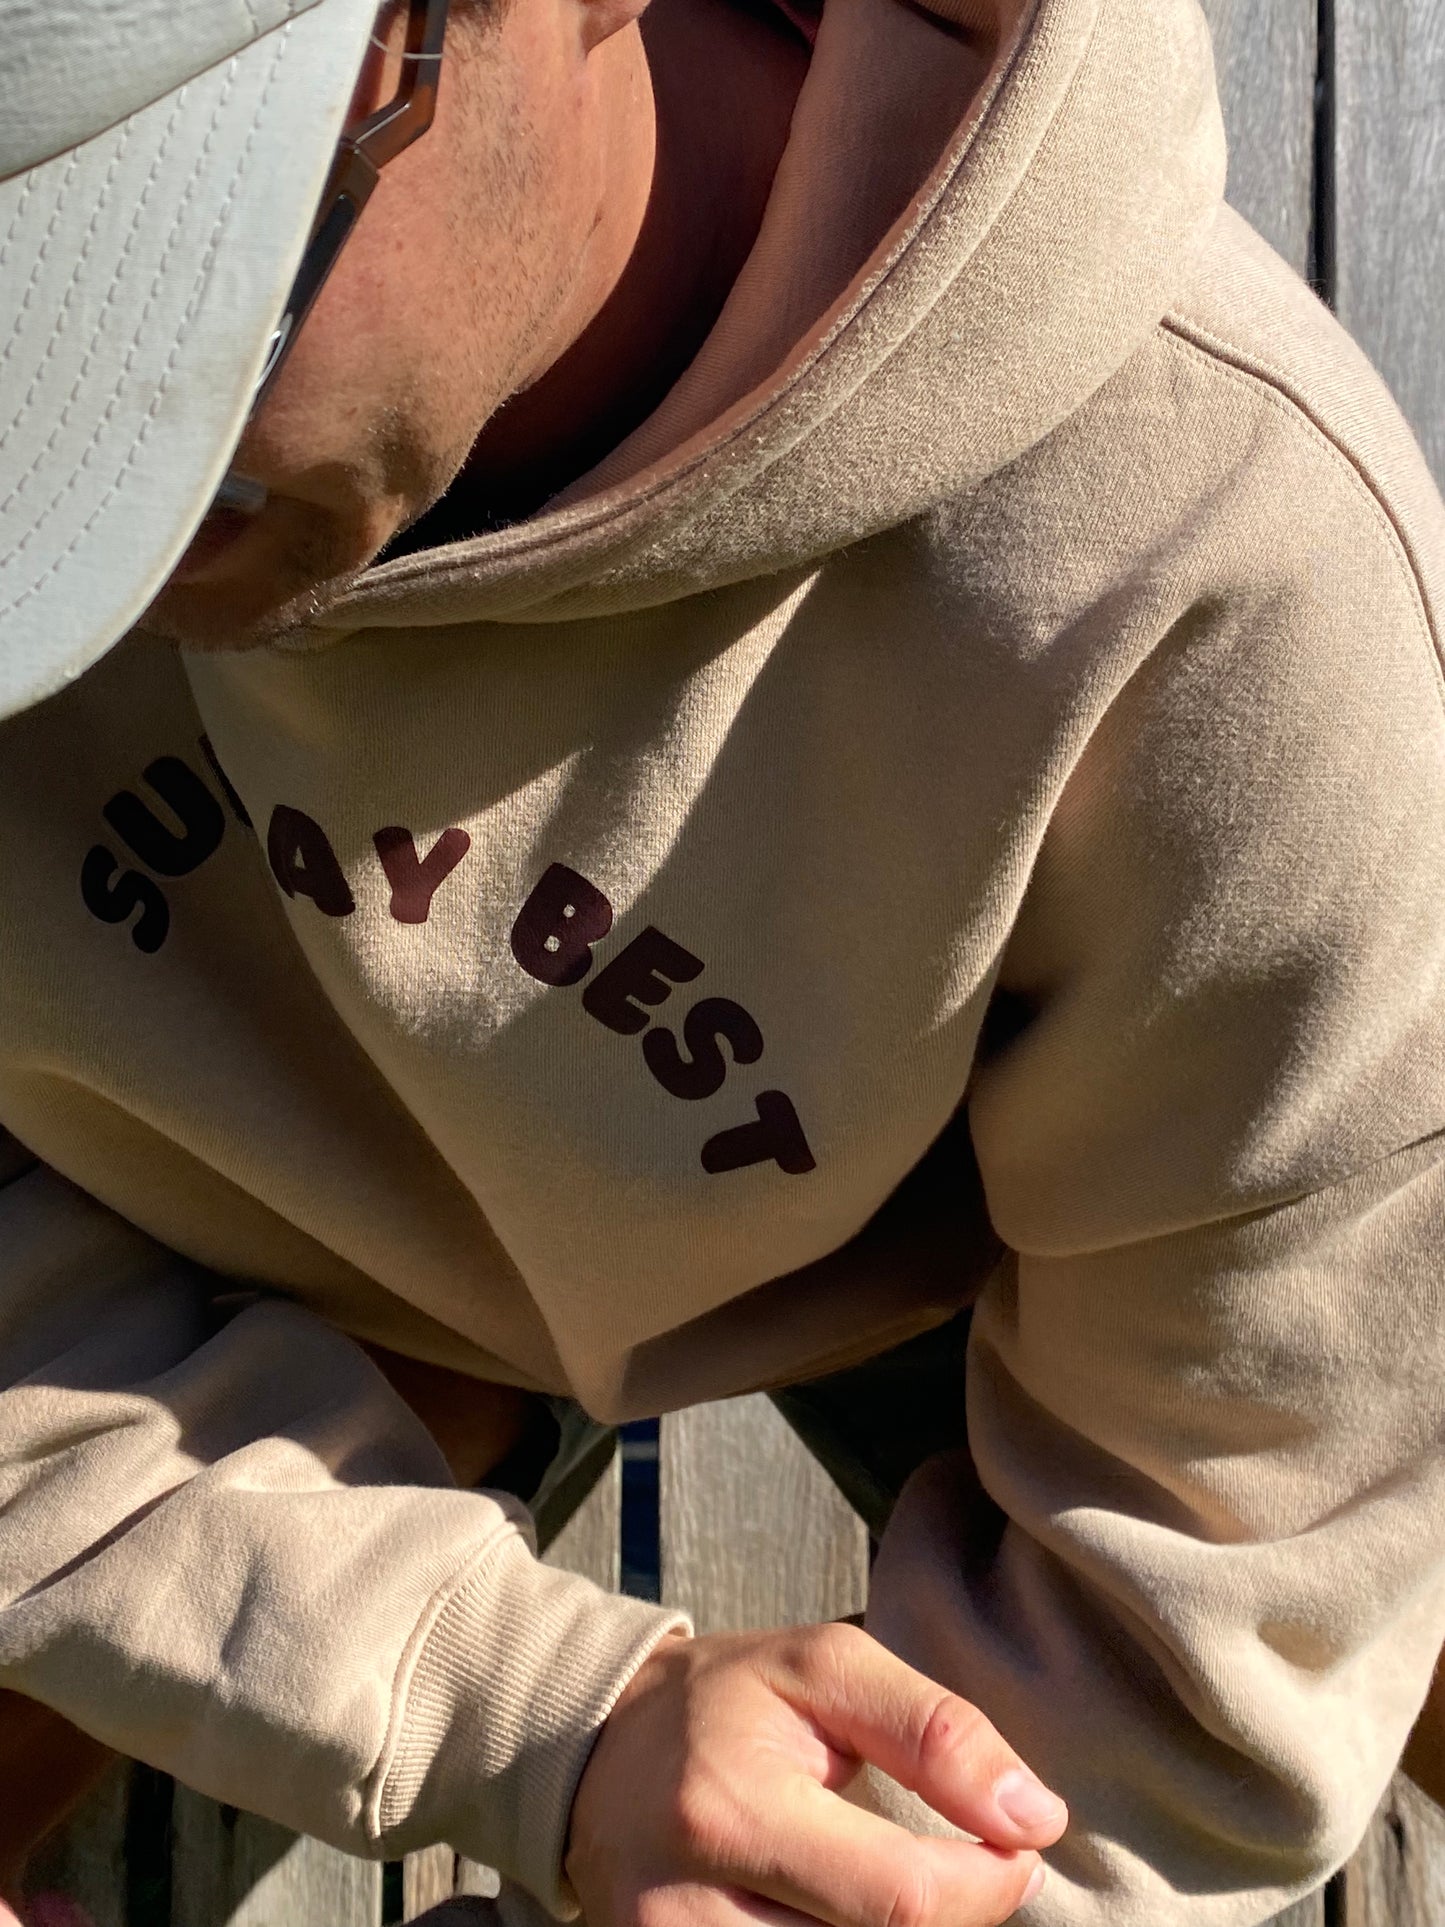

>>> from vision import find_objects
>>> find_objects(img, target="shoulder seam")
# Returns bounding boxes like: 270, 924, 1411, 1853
1157, 314, 1445, 720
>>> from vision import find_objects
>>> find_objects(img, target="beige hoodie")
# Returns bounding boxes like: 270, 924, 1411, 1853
2, 0, 1444, 1920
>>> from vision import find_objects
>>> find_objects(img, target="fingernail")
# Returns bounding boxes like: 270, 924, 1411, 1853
1022, 1862, 1046, 1905
995, 1768, 1067, 1830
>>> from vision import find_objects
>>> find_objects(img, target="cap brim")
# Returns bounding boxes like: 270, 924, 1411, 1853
0, 0, 381, 721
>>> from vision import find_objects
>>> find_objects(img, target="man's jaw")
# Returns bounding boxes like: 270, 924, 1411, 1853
142, 490, 390, 653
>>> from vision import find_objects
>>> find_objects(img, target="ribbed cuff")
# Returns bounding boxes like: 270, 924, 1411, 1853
372, 1524, 691, 1915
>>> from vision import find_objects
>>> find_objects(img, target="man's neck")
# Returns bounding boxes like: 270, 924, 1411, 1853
389, 0, 810, 553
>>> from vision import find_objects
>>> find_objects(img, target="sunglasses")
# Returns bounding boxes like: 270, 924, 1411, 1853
213, 0, 449, 519
257, 0, 450, 405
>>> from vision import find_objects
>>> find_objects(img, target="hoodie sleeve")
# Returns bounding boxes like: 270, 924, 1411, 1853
0, 1151, 686, 1913
863, 530, 1445, 1922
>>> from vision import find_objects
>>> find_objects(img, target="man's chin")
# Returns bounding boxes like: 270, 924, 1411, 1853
142, 568, 366, 654
141, 497, 382, 653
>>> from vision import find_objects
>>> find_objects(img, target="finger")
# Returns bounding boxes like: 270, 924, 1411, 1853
630, 1881, 819, 1927
772, 1627, 1067, 1849
730, 1775, 1044, 1927
726, 1889, 828, 1927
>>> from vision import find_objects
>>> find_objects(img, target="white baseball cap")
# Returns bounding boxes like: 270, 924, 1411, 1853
0, 0, 382, 722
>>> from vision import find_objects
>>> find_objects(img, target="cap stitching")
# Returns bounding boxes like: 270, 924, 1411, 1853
0, 105, 178, 489
1, 78, 217, 564
0, 118, 151, 494
0, 152, 83, 394
2, 22, 293, 619
0, 169, 41, 282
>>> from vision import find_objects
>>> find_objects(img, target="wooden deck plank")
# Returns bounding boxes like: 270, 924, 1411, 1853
1196, 0, 1318, 276
402, 1845, 459, 1920
659, 1394, 868, 1633
1334, 0, 1445, 481
544, 1443, 622, 1593
1327, 13, 1445, 1919
451, 1858, 502, 1900
169, 1794, 382, 1927
1339, 1775, 1445, 1926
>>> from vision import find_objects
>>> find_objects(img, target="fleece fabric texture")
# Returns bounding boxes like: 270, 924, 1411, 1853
1, 0, 1443, 1919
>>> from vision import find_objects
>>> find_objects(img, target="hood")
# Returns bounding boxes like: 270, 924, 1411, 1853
317, 0, 1226, 633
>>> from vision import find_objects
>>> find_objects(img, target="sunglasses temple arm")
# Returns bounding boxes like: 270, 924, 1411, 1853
252, 153, 378, 407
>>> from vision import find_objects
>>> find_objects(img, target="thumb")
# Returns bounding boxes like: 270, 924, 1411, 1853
782, 1625, 1068, 1852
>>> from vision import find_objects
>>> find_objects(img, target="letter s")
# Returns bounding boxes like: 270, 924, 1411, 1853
643, 996, 764, 1099
80, 847, 170, 954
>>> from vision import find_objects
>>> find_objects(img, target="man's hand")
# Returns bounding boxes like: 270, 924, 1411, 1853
567, 1624, 1067, 1927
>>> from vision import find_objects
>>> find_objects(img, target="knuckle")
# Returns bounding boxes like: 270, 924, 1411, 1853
669, 1774, 714, 1853
669, 1766, 739, 1863
633, 1890, 675, 1927
566, 1827, 625, 1912
821, 1617, 871, 1660
798, 1618, 867, 1688
633, 1885, 721, 1927
914, 1691, 988, 1771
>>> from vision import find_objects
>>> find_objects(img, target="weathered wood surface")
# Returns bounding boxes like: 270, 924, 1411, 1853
1290, 6, 1445, 1904
1334, 0, 1445, 484
401, 1845, 501, 1917
403, 1844, 464, 1919
659, 1394, 868, 1632
169, 1801, 383, 1927
1197, 0, 1318, 276
546, 1445, 622, 1594
1341, 1775, 1445, 1927
1310, 9, 1445, 1899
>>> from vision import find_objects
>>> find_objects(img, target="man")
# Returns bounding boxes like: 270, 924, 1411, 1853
0, 0, 1441, 1920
